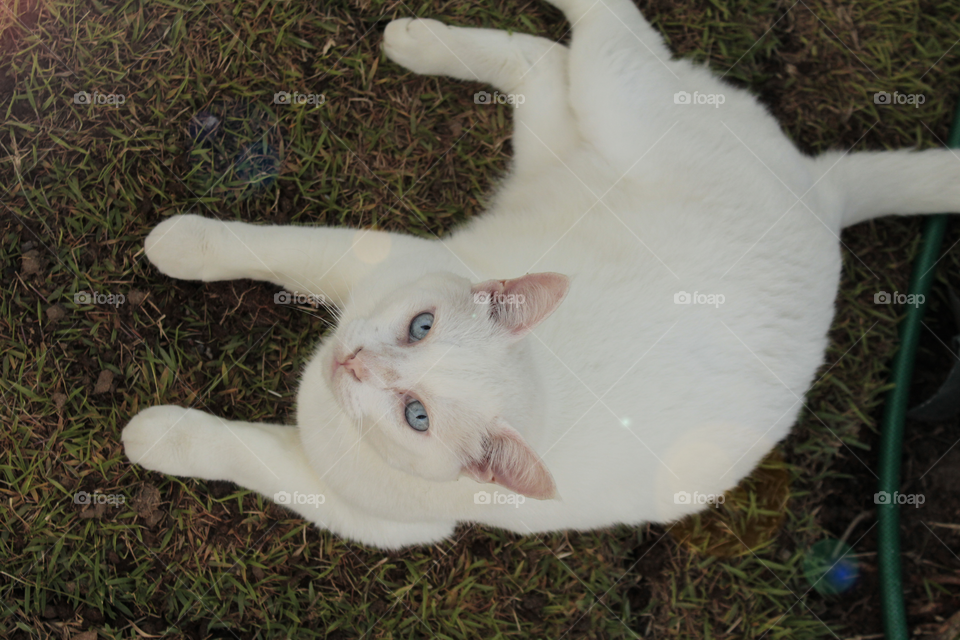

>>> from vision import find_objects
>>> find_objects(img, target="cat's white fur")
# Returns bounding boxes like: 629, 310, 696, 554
123, 0, 960, 549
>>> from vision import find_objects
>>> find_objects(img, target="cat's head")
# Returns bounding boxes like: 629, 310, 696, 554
316, 271, 569, 500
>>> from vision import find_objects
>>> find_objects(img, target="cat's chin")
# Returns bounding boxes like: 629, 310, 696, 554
329, 351, 341, 379
323, 347, 343, 385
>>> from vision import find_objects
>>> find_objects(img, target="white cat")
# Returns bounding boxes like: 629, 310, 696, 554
122, 0, 960, 549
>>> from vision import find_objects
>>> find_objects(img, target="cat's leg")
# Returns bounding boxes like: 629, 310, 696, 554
810, 149, 960, 229
121, 406, 456, 549
546, 0, 672, 55
543, 0, 690, 169
143, 214, 440, 307
383, 18, 579, 170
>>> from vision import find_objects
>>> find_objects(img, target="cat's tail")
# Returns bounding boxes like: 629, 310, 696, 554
811, 148, 960, 228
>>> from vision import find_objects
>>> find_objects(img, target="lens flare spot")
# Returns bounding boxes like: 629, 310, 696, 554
352, 230, 392, 264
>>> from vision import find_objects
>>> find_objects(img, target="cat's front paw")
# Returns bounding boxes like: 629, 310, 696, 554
123, 405, 217, 478
383, 18, 457, 76
144, 214, 228, 281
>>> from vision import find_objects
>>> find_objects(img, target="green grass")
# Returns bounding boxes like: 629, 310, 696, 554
2, 0, 960, 637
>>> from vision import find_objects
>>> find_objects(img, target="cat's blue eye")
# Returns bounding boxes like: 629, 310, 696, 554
409, 312, 434, 342
404, 400, 429, 432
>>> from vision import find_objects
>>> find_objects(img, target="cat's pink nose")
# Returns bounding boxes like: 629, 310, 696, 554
342, 351, 368, 382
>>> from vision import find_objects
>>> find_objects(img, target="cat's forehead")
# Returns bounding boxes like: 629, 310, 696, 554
343, 271, 471, 321
385, 272, 472, 309
353, 274, 487, 330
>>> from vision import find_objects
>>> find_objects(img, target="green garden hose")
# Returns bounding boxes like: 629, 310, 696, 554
876, 104, 957, 637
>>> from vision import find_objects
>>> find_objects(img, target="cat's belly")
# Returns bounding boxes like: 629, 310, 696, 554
532, 237, 839, 525
450, 163, 844, 527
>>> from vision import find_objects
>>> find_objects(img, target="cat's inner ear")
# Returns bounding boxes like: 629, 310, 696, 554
462, 420, 557, 500
471, 272, 569, 339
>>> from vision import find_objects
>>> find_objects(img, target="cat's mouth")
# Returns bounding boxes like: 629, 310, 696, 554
326, 352, 357, 415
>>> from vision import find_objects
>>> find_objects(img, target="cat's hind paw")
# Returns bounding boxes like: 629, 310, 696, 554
383, 18, 462, 77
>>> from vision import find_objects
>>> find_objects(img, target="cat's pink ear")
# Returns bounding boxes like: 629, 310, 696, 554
471, 272, 569, 339
463, 420, 557, 500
